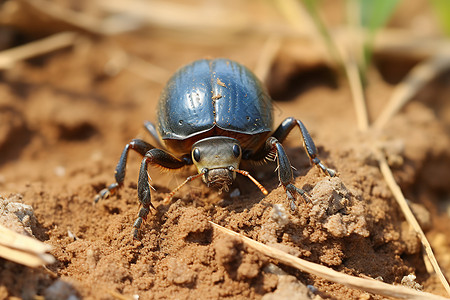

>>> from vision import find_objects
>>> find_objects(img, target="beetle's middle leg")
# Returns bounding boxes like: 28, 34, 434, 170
134, 149, 188, 239
94, 139, 154, 203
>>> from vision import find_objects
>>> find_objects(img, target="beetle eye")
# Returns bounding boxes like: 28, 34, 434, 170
193, 148, 201, 162
232, 144, 241, 158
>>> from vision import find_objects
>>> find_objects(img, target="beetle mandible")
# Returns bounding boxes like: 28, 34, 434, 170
95, 58, 335, 239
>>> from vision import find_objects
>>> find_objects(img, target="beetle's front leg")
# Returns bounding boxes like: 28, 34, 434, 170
265, 137, 311, 210
273, 117, 335, 177
133, 149, 188, 239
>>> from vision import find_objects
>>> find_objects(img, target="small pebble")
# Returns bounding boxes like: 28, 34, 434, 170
271, 204, 289, 228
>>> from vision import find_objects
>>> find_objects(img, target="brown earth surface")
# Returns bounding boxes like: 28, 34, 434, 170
1, 1, 450, 299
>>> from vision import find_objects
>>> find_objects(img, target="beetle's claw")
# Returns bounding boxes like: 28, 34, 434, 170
320, 164, 336, 177
313, 159, 336, 177
94, 188, 109, 203
132, 228, 141, 240
133, 217, 143, 240
286, 183, 311, 210
94, 183, 120, 203
131, 206, 151, 240
289, 199, 297, 211
326, 168, 336, 177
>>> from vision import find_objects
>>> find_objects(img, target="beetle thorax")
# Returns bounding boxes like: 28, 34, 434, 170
191, 136, 242, 193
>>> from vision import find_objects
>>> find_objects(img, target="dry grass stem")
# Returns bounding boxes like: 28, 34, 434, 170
126, 55, 172, 85
0, 31, 77, 70
374, 148, 450, 296
103, 46, 171, 85
278, 0, 369, 131
374, 50, 450, 129
342, 50, 369, 131
375, 29, 450, 61
336, 11, 450, 295
99, 0, 248, 34
334, 31, 369, 132
274, 0, 318, 37
254, 35, 282, 83
210, 222, 448, 300
275, 0, 337, 65
0, 224, 54, 267
21, 0, 140, 35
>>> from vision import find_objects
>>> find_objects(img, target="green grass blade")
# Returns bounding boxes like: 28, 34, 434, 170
430, 0, 450, 36
359, 0, 400, 33
300, 0, 343, 68
357, 0, 400, 70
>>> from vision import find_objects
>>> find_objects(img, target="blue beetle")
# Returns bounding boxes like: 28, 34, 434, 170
96, 58, 335, 239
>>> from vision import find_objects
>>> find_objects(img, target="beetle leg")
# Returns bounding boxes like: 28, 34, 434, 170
94, 139, 155, 203
133, 148, 187, 239
144, 120, 166, 149
272, 117, 335, 177
264, 137, 311, 209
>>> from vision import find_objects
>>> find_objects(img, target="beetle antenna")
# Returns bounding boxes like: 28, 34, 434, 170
232, 169, 268, 195
163, 172, 204, 203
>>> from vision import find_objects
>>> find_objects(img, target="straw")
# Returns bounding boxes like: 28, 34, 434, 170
210, 222, 449, 300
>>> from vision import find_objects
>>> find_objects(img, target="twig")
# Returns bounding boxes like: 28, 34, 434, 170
0, 224, 54, 267
210, 222, 448, 300
373, 50, 450, 129
0, 31, 77, 70
373, 148, 450, 296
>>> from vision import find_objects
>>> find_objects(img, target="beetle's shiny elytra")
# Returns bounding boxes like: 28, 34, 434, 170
158, 59, 273, 155
95, 58, 335, 239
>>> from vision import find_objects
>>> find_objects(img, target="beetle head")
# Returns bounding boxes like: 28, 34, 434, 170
191, 137, 242, 193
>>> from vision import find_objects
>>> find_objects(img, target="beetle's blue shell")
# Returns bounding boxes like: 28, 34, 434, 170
158, 59, 273, 153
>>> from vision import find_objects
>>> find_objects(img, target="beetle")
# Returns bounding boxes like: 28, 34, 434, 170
95, 58, 335, 239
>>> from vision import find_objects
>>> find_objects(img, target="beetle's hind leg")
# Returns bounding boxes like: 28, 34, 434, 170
144, 121, 166, 150
272, 117, 335, 177
94, 139, 154, 203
